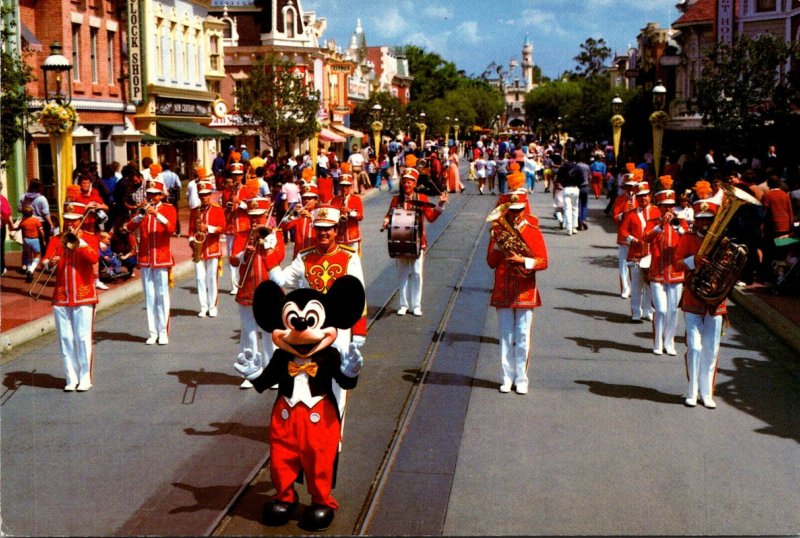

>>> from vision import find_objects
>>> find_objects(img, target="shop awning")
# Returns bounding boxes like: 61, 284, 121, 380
330, 124, 365, 138
140, 132, 169, 145
318, 127, 346, 143
156, 120, 228, 142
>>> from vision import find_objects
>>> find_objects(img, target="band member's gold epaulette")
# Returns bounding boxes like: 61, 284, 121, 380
339, 244, 357, 254
298, 245, 317, 256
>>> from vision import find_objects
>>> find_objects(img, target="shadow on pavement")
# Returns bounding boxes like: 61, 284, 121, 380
716, 356, 800, 444
171, 307, 200, 317
581, 254, 619, 268
557, 287, 620, 298
401, 369, 498, 390
168, 482, 242, 514
167, 369, 247, 387
566, 336, 652, 354
3, 370, 64, 393
184, 422, 268, 443
93, 330, 142, 343
574, 380, 683, 404
555, 306, 632, 324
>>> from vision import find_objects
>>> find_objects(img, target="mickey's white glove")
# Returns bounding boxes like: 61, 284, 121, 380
340, 342, 363, 378
234, 348, 263, 379
263, 233, 277, 250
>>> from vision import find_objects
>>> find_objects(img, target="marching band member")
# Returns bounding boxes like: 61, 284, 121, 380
331, 169, 364, 255
231, 187, 286, 388
224, 161, 247, 295
126, 175, 177, 345
612, 164, 639, 298
281, 185, 319, 259
643, 176, 686, 356
673, 181, 726, 409
495, 167, 531, 213
189, 179, 226, 318
42, 201, 100, 391
73, 173, 109, 289
382, 164, 448, 317
269, 205, 367, 349
486, 190, 548, 394
619, 180, 659, 322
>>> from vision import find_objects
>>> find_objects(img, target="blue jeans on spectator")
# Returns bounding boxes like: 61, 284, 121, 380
579, 188, 589, 226
498, 172, 507, 194
525, 172, 536, 192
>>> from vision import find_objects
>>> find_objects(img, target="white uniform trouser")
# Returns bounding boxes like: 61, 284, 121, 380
650, 282, 682, 353
563, 186, 580, 232
195, 257, 220, 313
226, 234, 238, 290
54, 305, 95, 386
397, 251, 424, 310
497, 308, 534, 386
628, 262, 652, 319
684, 312, 723, 400
238, 303, 275, 365
618, 244, 631, 296
141, 267, 170, 339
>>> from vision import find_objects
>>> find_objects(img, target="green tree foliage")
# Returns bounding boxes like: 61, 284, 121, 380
696, 33, 800, 149
404, 45, 461, 104
233, 54, 320, 154
1, 4, 34, 167
350, 91, 405, 138
573, 37, 612, 79
523, 80, 582, 136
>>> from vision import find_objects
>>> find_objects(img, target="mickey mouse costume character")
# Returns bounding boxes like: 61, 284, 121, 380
234, 275, 366, 531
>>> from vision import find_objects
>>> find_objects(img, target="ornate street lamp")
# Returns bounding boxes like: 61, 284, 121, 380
415, 111, 427, 151
611, 94, 624, 164
453, 117, 460, 145
650, 81, 669, 179
444, 116, 451, 146
40, 42, 76, 228
370, 103, 383, 160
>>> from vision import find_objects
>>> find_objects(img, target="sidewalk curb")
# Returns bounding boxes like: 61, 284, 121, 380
1, 260, 195, 355
730, 288, 800, 355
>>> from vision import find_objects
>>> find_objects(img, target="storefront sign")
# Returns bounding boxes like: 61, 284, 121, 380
333, 106, 352, 114
718, 0, 734, 46
156, 98, 210, 117
330, 62, 353, 74
348, 75, 369, 101
127, 0, 144, 104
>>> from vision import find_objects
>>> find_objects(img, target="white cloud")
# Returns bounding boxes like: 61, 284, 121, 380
422, 5, 452, 19
374, 7, 408, 38
513, 8, 568, 38
403, 31, 451, 54
456, 21, 480, 43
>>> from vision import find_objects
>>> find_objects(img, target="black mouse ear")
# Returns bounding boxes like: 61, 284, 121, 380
324, 275, 366, 329
253, 280, 286, 333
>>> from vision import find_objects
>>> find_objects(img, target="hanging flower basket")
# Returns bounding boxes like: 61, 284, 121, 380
38, 103, 78, 134
611, 114, 625, 128
649, 111, 669, 129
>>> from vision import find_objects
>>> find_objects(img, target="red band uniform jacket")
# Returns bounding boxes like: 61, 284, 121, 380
43, 234, 100, 307
487, 214, 549, 308
232, 230, 286, 306
386, 193, 443, 251
189, 203, 226, 259
613, 194, 636, 245
644, 219, 686, 284
126, 202, 177, 268
673, 232, 727, 316
282, 215, 315, 259
331, 194, 363, 244
619, 204, 661, 262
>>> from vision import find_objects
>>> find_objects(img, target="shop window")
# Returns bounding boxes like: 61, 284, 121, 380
107, 32, 115, 85
72, 24, 81, 82
209, 35, 220, 72
36, 144, 56, 206
285, 9, 295, 38
127, 142, 140, 164
90, 27, 98, 83
756, 0, 777, 12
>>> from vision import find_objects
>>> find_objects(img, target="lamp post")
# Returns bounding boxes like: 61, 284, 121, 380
611, 94, 624, 165
494, 114, 501, 136
370, 103, 383, 162
444, 116, 451, 147
415, 111, 427, 151
40, 42, 76, 228
453, 117, 460, 145
650, 81, 669, 179
308, 95, 321, 181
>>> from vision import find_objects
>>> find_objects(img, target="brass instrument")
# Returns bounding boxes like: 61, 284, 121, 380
337, 195, 350, 237
60, 207, 95, 249
486, 202, 535, 274
28, 265, 56, 300
238, 224, 273, 285
191, 205, 208, 263
137, 200, 155, 216
224, 180, 242, 217
686, 183, 761, 305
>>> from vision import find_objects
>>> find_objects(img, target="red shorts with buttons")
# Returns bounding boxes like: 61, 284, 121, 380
269, 397, 341, 509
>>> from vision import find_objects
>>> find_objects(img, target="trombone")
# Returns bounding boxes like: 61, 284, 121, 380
239, 204, 276, 285
28, 264, 56, 300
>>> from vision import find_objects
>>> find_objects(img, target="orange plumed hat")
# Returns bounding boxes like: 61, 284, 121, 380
694, 180, 712, 200
625, 162, 636, 174
302, 167, 314, 180
508, 161, 521, 173
66, 184, 81, 202
230, 151, 241, 163
244, 178, 262, 200
405, 154, 417, 168
632, 168, 644, 182
507, 171, 525, 191
659, 175, 673, 190
340, 162, 351, 174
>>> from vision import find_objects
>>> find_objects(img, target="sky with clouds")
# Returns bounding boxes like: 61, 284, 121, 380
304, 0, 679, 80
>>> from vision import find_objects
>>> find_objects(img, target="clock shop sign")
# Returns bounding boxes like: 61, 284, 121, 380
156, 98, 211, 117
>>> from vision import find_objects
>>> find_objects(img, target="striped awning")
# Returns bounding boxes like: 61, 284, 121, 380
330, 124, 365, 138
318, 127, 346, 143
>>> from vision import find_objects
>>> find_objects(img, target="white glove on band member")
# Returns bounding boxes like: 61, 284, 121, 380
263, 233, 278, 250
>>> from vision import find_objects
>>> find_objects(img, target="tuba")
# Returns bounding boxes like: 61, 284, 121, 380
486, 202, 535, 274
686, 183, 761, 305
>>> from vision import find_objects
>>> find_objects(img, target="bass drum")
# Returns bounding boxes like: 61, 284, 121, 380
387, 207, 421, 258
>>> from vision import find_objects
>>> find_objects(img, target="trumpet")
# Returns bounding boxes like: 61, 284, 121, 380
28, 264, 56, 300
137, 200, 155, 216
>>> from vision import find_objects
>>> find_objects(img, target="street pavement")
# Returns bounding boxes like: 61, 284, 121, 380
1, 171, 798, 536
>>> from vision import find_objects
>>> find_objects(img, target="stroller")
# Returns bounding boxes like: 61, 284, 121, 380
770, 236, 799, 295
99, 252, 131, 283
